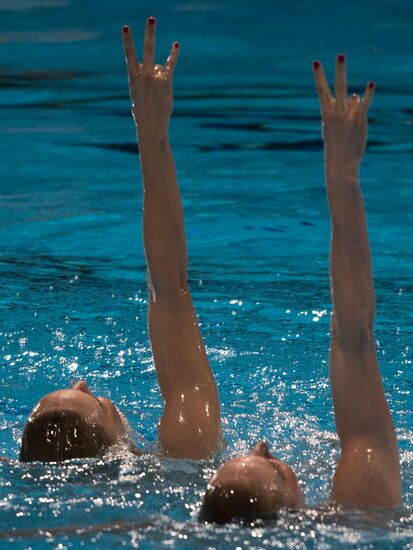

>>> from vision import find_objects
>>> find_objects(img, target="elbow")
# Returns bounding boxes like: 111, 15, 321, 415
333, 325, 375, 353
147, 271, 190, 303
331, 313, 375, 353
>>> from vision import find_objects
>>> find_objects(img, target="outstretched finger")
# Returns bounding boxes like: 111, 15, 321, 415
312, 60, 332, 110
122, 26, 139, 77
165, 41, 180, 76
143, 16, 156, 70
362, 81, 375, 113
335, 53, 347, 110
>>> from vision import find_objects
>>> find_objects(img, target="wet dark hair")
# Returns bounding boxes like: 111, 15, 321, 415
199, 484, 277, 524
19, 409, 112, 462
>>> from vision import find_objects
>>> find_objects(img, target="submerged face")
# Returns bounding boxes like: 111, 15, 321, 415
19, 380, 126, 462
200, 441, 304, 523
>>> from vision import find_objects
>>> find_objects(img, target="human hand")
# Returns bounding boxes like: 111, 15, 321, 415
313, 54, 374, 176
122, 17, 179, 136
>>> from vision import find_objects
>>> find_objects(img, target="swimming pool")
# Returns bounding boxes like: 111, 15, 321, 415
0, 0, 412, 547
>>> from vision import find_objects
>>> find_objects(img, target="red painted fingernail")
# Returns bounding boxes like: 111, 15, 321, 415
148, 16, 155, 25
368, 81, 375, 89
123, 26, 129, 34
337, 54, 345, 63
313, 60, 320, 70
174, 41, 179, 49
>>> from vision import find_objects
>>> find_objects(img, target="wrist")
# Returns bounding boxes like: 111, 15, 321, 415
132, 108, 170, 137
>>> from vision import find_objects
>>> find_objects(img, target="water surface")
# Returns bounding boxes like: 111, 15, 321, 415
0, 0, 412, 548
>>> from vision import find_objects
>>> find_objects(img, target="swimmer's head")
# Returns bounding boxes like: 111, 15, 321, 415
199, 441, 304, 523
19, 380, 126, 462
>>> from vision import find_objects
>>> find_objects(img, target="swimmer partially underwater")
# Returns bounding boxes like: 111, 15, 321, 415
19, 379, 136, 461
14, 17, 402, 524
199, 54, 402, 522
17, 16, 222, 464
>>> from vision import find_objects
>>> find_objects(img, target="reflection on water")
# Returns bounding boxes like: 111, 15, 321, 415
0, 30, 98, 44
0, 0, 71, 10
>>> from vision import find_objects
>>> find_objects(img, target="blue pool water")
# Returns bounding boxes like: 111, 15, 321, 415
0, 0, 412, 547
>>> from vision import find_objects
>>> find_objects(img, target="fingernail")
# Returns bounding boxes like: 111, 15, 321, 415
337, 54, 345, 63
313, 60, 320, 70
368, 81, 375, 89
148, 16, 155, 25
174, 41, 179, 49
123, 26, 129, 34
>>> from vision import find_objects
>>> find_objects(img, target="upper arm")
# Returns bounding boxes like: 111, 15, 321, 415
329, 328, 401, 507
148, 285, 221, 459
331, 437, 401, 507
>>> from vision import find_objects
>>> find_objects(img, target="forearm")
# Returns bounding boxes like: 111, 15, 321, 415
138, 128, 188, 298
326, 163, 376, 344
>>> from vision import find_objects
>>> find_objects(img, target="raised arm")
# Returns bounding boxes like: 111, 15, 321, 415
122, 18, 221, 459
313, 55, 401, 507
